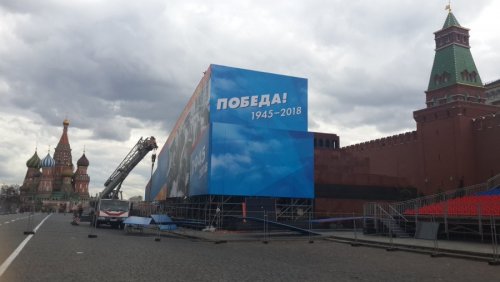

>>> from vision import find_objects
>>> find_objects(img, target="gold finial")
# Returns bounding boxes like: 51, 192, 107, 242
445, 0, 452, 13
48, 145, 51, 154
83, 145, 86, 154
63, 113, 70, 126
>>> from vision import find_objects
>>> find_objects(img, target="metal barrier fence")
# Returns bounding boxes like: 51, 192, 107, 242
491, 216, 499, 264
133, 200, 500, 243
364, 173, 500, 237
365, 201, 500, 238
361, 171, 500, 264
131, 204, 364, 234
372, 173, 500, 220
126, 204, 500, 263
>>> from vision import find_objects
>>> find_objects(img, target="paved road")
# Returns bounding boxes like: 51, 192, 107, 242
0, 213, 44, 264
1, 213, 499, 282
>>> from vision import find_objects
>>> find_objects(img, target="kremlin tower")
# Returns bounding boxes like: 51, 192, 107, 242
425, 11, 485, 107
314, 7, 500, 214
20, 119, 90, 211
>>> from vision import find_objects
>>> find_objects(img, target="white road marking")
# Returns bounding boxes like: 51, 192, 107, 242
0, 214, 51, 277
4, 222, 9, 224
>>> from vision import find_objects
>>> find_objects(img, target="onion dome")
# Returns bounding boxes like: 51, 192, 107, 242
77, 153, 89, 167
62, 167, 73, 177
26, 151, 41, 168
63, 118, 70, 126
41, 153, 56, 168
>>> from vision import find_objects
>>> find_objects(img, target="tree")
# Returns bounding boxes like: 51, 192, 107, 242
0, 184, 21, 213
129, 195, 143, 202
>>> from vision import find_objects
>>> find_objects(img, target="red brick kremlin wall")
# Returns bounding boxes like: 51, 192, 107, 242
314, 102, 500, 214
473, 113, 500, 183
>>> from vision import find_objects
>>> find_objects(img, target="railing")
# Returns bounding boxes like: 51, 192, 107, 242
487, 173, 500, 190
385, 172, 500, 217
363, 202, 408, 236
391, 182, 487, 217
388, 204, 408, 222
364, 173, 500, 241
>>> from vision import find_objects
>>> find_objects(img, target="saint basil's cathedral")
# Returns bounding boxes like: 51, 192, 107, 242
20, 119, 90, 211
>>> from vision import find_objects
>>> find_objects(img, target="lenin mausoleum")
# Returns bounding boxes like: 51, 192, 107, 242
147, 10, 500, 216
314, 10, 500, 213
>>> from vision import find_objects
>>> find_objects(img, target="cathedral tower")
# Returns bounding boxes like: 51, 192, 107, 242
74, 152, 90, 199
53, 119, 73, 191
37, 150, 56, 199
20, 150, 41, 204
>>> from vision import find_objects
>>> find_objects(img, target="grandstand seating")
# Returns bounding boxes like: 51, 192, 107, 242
405, 195, 500, 217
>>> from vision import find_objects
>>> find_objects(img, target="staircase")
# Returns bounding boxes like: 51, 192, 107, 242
380, 218, 410, 238
364, 203, 411, 238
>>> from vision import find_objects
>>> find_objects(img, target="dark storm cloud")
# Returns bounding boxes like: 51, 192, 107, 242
1, 0, 499, 195
1, 1, 495, 137
0, 0, 192, 141
300, 0, 493, 137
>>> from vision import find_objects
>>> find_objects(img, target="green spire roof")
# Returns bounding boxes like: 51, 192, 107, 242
427, 45, 482, 91
442, 12, 461, 29
427, 12, 482, 92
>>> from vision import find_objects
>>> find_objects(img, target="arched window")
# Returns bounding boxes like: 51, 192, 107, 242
461, 70, 471, 81
471, 71, 477, 82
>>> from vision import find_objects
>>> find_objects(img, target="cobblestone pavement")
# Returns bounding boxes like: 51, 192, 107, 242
1, 213, 499, 282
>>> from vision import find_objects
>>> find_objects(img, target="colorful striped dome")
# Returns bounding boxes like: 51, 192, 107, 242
41, 153, 56, 168
26, 151, 41, 168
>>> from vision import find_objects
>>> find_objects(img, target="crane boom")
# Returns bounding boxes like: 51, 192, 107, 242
101, 136, 158, 199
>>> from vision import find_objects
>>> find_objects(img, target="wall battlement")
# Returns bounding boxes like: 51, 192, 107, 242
341, 131, 418, 152
472, 113, 500, 130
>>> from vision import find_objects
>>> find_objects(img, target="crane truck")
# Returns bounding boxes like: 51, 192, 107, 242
93, 136, 157, 229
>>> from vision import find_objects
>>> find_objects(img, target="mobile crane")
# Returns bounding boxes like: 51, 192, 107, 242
93, 136, 157, 228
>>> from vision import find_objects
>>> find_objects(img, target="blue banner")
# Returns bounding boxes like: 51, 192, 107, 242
210, 65, 308, 132
148, 72, 210, 200
189, 127, 210, 196
209, 122, 314, 198
150, 64, 312, 200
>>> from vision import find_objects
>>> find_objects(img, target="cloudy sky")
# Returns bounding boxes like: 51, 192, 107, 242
1, 0, 499, 199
